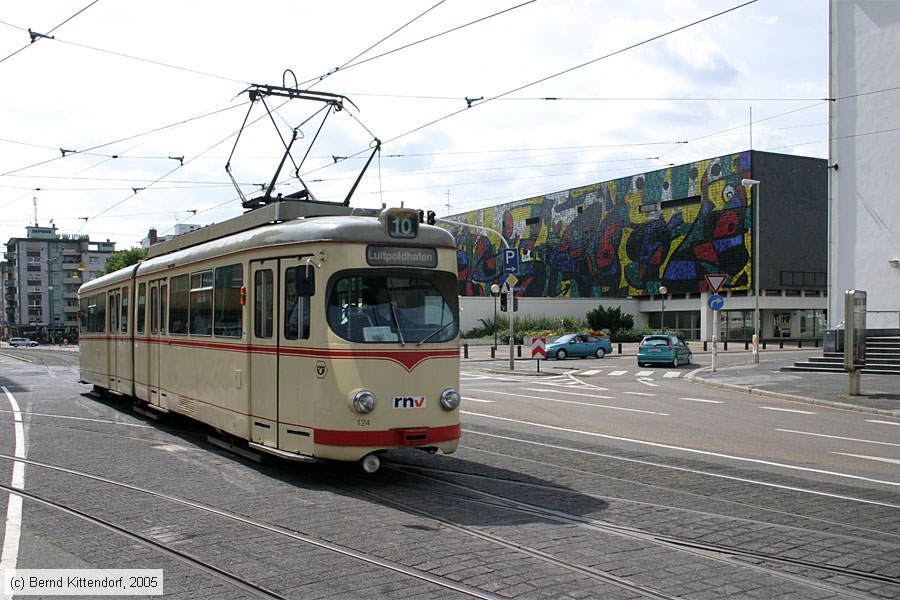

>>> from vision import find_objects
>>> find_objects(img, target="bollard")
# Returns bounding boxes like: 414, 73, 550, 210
798, 338, 803, 349
618, 342, 623, 354
723, 340, 728, 351
744, 341, 749, 350
703, 341, 708, 352
815, 338, 819, 348
779, 338, 784, 349
491, 346, 496, 359
762, 340, 766, 350
517, 345, 522, 358
464, 343, 469, 358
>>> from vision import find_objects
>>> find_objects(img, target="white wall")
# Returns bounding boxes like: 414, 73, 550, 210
459, 296, 641, 334
830, 1, 900, 331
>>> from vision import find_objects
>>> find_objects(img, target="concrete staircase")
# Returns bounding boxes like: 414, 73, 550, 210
781, 336, 900, 375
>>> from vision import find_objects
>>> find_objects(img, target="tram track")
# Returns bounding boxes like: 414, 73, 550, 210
0, 480, 287, 599
377, 460, 900, 598
0, 454, 504, 600
401, 446, 900, 544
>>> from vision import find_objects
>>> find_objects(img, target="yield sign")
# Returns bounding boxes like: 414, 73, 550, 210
705, 273, 727, 294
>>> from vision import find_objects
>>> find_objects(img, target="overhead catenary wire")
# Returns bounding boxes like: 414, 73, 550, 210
0, 0, 100, 65
1, 0, 843, 243
380, 0, 760, 146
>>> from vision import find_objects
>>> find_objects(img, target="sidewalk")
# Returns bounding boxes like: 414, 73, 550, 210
460, 339, 900, 418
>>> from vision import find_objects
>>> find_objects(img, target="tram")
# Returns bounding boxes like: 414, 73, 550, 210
78, 199, 461, 472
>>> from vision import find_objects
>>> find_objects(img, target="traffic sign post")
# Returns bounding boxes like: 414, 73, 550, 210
531, 337, 546, 372
704, 275, 727, 372
705, 273, 727, 295
706, 290, 726, 373
502, 247, 519, 274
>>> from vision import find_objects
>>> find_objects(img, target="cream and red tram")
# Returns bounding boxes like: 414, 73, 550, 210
78, 202, 461, 472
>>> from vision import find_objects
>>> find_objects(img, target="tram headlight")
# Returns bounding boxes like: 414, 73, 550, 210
439, 388, 460, 411
352, 389, 377, 414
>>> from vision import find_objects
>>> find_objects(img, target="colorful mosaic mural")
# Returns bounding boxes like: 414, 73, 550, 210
448, 151, 754, 298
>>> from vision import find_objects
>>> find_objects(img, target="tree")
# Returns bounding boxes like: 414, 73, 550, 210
100, 247, 147, 275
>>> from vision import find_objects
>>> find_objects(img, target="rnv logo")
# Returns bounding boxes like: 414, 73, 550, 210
392, 396, 426, 408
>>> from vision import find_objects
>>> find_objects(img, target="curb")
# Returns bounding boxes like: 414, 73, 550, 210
686, 369, 900, 418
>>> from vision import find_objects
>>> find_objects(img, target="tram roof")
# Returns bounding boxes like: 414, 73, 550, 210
79, 204, 455, 294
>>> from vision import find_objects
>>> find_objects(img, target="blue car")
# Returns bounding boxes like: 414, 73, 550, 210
546, 333, 613, 360
637, 334, 693, 367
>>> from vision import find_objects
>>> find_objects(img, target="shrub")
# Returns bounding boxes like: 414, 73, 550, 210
585, 305, 634, 333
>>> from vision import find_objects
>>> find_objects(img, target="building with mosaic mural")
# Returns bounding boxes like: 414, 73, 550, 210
443, 150, 827, 341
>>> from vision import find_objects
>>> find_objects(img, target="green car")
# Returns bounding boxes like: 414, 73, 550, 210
637, 334, 692, 367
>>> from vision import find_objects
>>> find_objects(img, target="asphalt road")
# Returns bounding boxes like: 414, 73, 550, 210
0, 344, 898, 599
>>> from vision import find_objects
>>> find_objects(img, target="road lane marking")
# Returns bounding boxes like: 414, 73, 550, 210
832, 452, 900, 465
463, 396, 495, 403
608, 371, 627, 376
462, 427, 900, 507
466, 389, 668, 415
523, 388, 614, 400
679, 397, 724, 404
0, 410, 153, 428
635, 379, 659, 388
866, 420, 900, 427
776, 429, 900, 447
533, 380, 610, 391
580, 370, 602, 376
759, 407, 817, 415
636, 370, 654, 377
461, 411, 900, 488
624, 391, 655, 396
663, 372, 682, 378
1, 386, 25, 575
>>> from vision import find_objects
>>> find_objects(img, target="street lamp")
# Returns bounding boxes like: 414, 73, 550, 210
659, 285, 667, 332
490, 283, 500, 350
741, 178, 761, 363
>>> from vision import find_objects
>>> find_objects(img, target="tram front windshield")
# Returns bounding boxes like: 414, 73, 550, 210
327, 273, 458, 344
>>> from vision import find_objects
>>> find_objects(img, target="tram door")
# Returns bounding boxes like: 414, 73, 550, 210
147, 280, 166, 407
107, 289, 119, 391
248, 262, 278, 448
248, 259, 315, 452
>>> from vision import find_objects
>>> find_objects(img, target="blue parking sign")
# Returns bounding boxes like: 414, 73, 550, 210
502, 247, 518, 274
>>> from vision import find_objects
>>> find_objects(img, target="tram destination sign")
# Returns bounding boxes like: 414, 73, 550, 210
366, 245, 437, 268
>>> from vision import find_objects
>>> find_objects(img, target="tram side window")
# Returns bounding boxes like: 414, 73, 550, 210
82, 294, 106, 333
150, 286, 158, 334
160, 284, 168, 333
254, 269, 274, 339
79, 298, 88, 333
214, 264, 243, 338
169, 274, 189, 334
284, 266, 313, 340
121, 286, 128, 333
136, 283, 146, 334
190, 270, 213, 336
108, 291, 119, 333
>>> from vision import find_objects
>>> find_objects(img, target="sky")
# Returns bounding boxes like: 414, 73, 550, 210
0, 0, 829, 250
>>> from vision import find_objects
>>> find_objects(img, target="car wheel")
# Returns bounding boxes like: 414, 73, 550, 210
595, 348, 606, 358
685, 352, 692, 365
672, 355, 679, 367
556, 349, 568, 360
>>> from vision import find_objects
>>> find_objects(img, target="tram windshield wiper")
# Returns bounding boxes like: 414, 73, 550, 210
417, 321, 453, 346
388, 303, 405, 345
